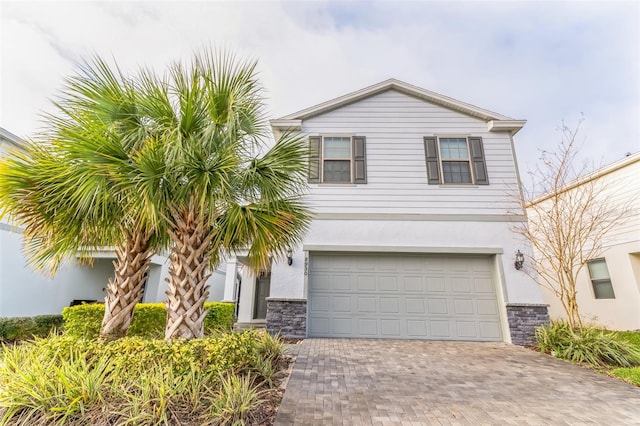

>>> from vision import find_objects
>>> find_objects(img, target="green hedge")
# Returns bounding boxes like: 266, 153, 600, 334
63, 302, 235, 338
0, 315, 64, 343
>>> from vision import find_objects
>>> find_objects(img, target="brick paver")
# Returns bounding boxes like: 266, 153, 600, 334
276, 339, 640, 425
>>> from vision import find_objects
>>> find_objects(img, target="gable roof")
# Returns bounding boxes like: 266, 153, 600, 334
271, 78, 526, 134
0, 128, 24, 149
529, 151, 640, 206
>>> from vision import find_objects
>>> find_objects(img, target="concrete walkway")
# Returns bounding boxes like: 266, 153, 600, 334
275, 339, 640, 425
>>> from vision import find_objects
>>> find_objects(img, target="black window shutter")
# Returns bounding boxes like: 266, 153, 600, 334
353, 136, 367, 184
469, 137, 489, 185
423, 137, 440, 184
308, 136, 321, 183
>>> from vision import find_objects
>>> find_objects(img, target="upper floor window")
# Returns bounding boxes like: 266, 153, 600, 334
308, 136, 367, 184
423, 136, 489, 185
587, 258, 615, 299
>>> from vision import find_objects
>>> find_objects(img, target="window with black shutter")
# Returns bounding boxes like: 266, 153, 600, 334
308, 136, 367, 184
424, 136, 489, 185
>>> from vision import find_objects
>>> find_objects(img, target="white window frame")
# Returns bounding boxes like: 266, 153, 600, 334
437, 136, 474, 185
587, 258, 615, 300
321, 135, 353, 184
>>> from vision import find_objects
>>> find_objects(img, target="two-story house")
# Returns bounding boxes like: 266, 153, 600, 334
528, 152, 640, 331
222, 79, 548, 345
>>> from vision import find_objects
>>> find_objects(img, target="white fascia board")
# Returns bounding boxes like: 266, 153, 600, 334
488, 120, 527, 135
269, 119, 302, 132
0, 128, 25, 148
276, 78, 517, 123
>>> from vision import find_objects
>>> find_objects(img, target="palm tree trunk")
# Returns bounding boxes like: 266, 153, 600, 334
165, 202, 213, 340
99, 229, 153, 339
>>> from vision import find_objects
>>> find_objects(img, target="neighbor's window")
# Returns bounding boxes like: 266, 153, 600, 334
587, 258, 615, 299
423, 136, 489, 185
308, 136, 367, 184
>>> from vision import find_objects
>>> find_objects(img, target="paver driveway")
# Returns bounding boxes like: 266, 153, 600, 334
275, 339, 640, 425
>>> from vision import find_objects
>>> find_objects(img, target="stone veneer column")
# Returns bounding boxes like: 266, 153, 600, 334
266, 298, 307, 339
506, 303, 550, 346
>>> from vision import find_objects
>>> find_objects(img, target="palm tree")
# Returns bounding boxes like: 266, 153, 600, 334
0, 59, 166, 339
130, 51, 312, 339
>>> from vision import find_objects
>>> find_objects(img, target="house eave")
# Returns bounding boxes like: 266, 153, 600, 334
269, 119, 302, 133
488, 120, 527, 135
0, 128, 25, 149
276, 78, 517, 123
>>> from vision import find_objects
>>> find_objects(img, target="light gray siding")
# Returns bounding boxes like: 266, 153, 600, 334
598, 158, 640, 244
302, 89, 522, 215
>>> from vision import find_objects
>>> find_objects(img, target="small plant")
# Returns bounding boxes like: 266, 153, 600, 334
206, 373, 266, 426
254, 331, 285, 361
536, 321, 640, 367
0, 315, 63, 343
250, 355, 280, 387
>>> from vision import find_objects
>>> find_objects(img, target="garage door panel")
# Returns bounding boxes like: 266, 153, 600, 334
405, 298, 426, 314
357, 319, 377, 335
453, 299, 475, 315
480, 322, 502, 339
308, 253, 503, 341
381, 319, 400, 336
428, 298, 449, 314
404, 276, 424, 292
332, 296, 351, 312
353, 275, 372, 291
426, 277, 446, 292
310, 295, 330, 312
456, 321, 478, 338
333, 318, 352, 335
407, 320, 428, 337
380, 297, 400, 313
430, 320, 452, 337
357, 296, 376, 313
309, 317, 330, 335
474, 278, 494, 293
477, 299, 499, 316
379, 276, 398, 291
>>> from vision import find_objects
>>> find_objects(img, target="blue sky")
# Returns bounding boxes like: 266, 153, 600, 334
1, 0, 638, 174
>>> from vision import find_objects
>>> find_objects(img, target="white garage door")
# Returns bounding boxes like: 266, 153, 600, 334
307, 253, 503, 341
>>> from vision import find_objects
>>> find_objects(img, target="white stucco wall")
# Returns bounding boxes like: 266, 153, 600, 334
541, 240, 640, 330
0, 227, 109, 317
1, 225, 228, 318
530, 153, 640, 330
268, 219, 543, 305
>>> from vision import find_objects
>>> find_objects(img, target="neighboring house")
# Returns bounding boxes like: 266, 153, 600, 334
221, 79, 548, 345
527, 152, 640, 331
0, 127, 226, 318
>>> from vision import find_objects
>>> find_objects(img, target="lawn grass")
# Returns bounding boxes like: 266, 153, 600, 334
610, 331, 640, 386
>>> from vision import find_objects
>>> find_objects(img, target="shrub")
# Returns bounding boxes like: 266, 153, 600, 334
0, 330, 277, 425
536, 320, 640, 367
0, 315, 63, 343
63, 302, 235, 338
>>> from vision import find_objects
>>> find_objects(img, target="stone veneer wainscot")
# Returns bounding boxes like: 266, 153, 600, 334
266, 298, 307, 339
506, 303, 550, 346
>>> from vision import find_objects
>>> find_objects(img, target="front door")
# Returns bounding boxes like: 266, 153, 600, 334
253, 272, 271, 320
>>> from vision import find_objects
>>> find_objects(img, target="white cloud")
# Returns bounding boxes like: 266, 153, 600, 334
1, 0, 638, 173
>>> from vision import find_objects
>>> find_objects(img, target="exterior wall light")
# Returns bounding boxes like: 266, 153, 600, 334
287, 248, 293, 266
515, 250, 525, 270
